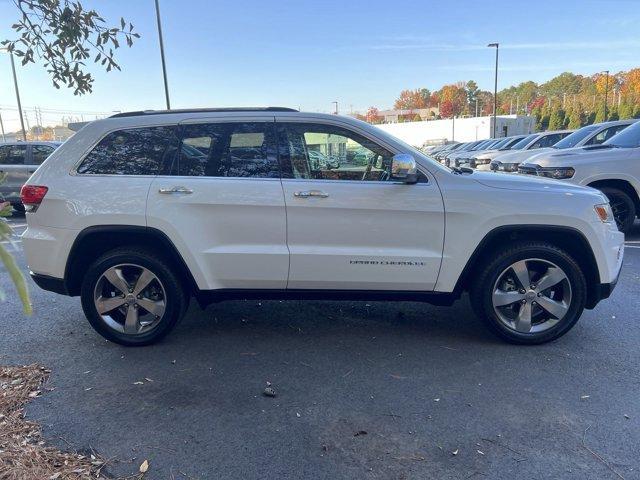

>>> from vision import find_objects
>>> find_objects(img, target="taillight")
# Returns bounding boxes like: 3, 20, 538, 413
20, 185, 48, 211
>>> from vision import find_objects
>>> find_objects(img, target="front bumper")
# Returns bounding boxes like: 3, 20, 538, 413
30, 272, 69, 296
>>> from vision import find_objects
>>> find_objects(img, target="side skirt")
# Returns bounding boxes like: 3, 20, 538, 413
195, 289, 459, 308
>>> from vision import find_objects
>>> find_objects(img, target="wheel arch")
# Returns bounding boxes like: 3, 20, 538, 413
587, 178, 640, 214
64, 225, 198, 297
454, 225, 602, 308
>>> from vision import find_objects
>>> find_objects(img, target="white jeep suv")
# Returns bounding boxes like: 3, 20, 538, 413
20, 108, 624, 346
519, 119, 640, 233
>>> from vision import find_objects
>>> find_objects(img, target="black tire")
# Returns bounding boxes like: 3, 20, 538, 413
470, 241, 587, 345
81, 247, 188, 346
599, 187, 636, 234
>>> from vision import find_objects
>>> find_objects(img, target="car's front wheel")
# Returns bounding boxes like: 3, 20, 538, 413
599, 187, 636, 234
81, 247, 187, 346
470, 242, 587, 344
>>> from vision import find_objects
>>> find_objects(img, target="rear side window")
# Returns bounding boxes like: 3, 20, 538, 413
32, 145, 56, 165
77, 126, 179, 175
0, 145, 27, 165
174, 122, 279, 178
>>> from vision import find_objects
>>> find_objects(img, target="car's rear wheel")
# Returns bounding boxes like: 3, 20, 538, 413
81, 247, 187, 346
470, 242, 587, 344
599, 187, 636, 234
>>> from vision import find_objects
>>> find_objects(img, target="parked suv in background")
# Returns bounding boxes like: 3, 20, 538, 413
0, 141, 62, 210
468, 135, 527, 169
519, 120, 640, 233
488, 130, 572, 172
21, 108, 623, 346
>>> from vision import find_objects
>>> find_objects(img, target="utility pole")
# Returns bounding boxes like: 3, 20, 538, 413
154, 0, 171, 110
0, 109, 6, 142
332, 101, 338, 115
8, 52, 27, 141
487, 43, 499, 138
475, 99, 479, 117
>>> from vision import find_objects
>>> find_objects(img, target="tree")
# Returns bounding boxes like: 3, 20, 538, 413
365, 107, 382, 124
394, 89, 430, 110
548, 108, 566, 130
2, 0, 140, 95
465, 80, 479, 111
567, 109, 584, 129
0, 189, 31, 315
594, 103, 607, 123
437, 84, 467, 117
619, 103, 634, 119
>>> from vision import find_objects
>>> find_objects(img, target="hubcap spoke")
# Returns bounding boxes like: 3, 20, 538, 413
137, 297, 165, 317
133, 268, 155, 296
124, 305, 139, 334
103, 267, 130, 294
510, 261, 531, 290
492, 290, 526, 307
536, 267, 567, 292
536, 296, 568, 319
515, 302, 532, 333
96, 295, 126, 314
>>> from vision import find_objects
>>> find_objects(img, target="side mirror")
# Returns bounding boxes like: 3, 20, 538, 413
391, 154, 418, 184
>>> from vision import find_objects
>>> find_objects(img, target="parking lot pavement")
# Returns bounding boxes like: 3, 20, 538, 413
1, 215, 640, 479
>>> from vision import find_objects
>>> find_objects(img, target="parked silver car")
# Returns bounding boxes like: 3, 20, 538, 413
0, 141, 62, 210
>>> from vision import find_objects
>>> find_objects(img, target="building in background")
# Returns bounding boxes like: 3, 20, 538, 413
375, 115, 535, 147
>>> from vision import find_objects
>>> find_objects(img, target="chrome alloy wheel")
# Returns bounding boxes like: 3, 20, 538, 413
93, 264, 166, 335
491, 258, 572, 334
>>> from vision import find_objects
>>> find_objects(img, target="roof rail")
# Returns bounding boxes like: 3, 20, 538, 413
110, 107, 298, 118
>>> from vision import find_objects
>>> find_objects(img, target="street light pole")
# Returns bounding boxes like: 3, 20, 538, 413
7, 52, 27, 141
0, 109, 6, 142
332, 101, 338, 115
603, 70, 610, 121
154, 0, 171, 110
487, 43, 499, 138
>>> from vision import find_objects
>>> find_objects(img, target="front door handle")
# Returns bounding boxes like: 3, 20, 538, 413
294, 190, 329, 198
159, 186, 193, 194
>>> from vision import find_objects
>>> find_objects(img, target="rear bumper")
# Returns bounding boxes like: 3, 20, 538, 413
30, 272, 69, 296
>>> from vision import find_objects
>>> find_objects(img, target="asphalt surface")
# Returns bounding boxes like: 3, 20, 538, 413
1, 214, 640, 480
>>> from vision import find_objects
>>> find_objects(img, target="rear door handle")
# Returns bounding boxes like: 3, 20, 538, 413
159, 186, 193, 194
294, 190, 329, 198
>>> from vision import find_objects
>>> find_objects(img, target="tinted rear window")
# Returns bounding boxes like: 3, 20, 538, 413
0, 145, 27, 165
77, 126, 179, 175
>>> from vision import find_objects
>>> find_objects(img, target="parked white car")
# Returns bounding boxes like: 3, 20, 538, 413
466, 135, 528, 168
519, 120, 640, 233
486, 130, 573, 172
20, 108, 623, 346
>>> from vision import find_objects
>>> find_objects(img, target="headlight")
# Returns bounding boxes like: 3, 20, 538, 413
537, 167, 575, 179
471, 158, 490, 167
502, 163, 520, 172
594, 203, 614, 223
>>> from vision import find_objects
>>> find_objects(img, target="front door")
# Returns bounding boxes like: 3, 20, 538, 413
147, 118, 289, 291
276, 120, 445, 291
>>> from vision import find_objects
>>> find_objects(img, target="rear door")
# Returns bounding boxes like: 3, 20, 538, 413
0, 144, 28, 201
276, 119, 445, 291
147, 117, 289, 291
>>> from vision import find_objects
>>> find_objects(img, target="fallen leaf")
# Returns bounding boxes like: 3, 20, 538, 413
263, 387, 276, 397
354, 430, 367, 436
133, 382, 144, 385
139, 459, 149, 473
477, 450, 485, 455
580, 395, 590, 400
452, 449, 459, 456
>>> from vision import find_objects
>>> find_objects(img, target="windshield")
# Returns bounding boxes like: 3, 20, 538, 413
553, 125, 599, 149
510, 134, 539, 150
605, 121, 640, 148
491, 138, 512, 149
471, 140, 492, 151
502, 136, 526, 149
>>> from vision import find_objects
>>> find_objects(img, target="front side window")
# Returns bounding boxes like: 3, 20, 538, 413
174, 122, 278, 178
0, 145, 27, 165
554, 125, 599, 149
531, 133, 564, 149
278, 123, 394, 181
606, 121, 640, 148
511, 134, 538, 150
587, 125, 630, 145
77, 126, 179, 175
32, 145, 56, 165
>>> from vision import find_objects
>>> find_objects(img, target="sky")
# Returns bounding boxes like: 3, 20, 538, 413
0, 0, 639, 131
